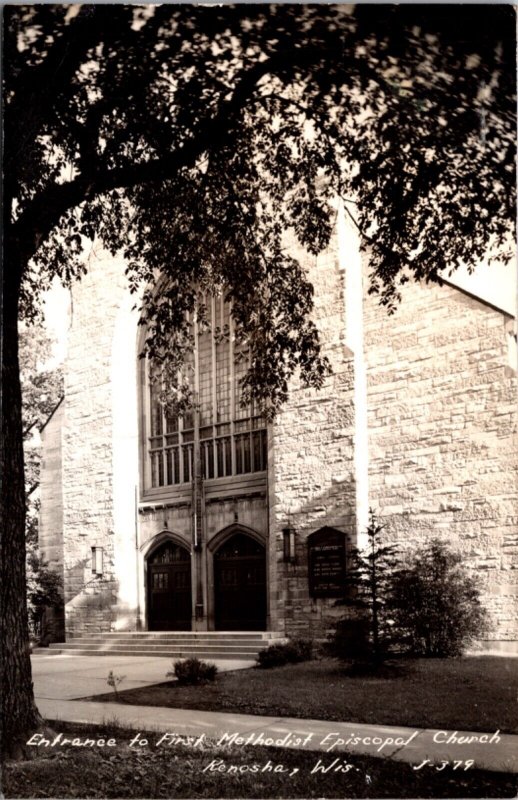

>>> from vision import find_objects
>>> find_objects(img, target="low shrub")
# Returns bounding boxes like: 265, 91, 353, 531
257, 638, 314, 668
257, 644, 289, 668
167, 657, 218, 685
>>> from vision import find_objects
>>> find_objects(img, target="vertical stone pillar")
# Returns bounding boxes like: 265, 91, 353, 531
192, 408, 206, 629
268, 219, 357, 638
339, 202, 369, 549
61, 243, 139, 636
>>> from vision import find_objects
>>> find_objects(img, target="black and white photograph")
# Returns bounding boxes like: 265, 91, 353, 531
1, 3, 517, 798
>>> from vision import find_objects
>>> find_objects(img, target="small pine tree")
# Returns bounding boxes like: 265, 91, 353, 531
389, 539, 489, 657
330, 510, 399, 664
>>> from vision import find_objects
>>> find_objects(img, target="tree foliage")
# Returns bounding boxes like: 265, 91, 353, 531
330, 525, 489, 663
389, 540, 489, 657
19, 324, 64, 502
4, 4, 515, 412
18, 324, 64, 644
19, 325, 63, 437
25, 550, 63, 643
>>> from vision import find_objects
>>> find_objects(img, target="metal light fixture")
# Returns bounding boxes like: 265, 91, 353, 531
282, 526, 296, 563
91, 546, 103, 576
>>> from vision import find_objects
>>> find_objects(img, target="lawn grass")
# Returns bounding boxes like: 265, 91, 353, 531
3, 722, 516, 798
86, 656, 518, 734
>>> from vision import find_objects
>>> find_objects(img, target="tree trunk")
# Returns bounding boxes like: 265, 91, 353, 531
1, 249, 42, 759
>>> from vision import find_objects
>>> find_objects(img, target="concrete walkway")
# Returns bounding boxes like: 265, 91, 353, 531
32, 651, 252, 700
31, 654, 517, 774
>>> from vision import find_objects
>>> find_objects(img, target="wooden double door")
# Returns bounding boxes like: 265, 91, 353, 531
214, 533, 266, 631
147, 542, 192, 631
147, 534, 267, 631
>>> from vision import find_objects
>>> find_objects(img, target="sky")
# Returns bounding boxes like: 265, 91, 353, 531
446, 259, 517, 318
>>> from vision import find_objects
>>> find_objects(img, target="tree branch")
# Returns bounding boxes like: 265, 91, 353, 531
13, 46, 334, 265
340, 197, 365, 238
22, 421, 38, 440
38, 397, 64, 434
5, 6, 108, 171
25, 483, 39, 501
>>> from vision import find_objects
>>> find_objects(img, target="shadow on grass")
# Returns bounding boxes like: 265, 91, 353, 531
336, 659, 411, 679
77, 656, 517, 735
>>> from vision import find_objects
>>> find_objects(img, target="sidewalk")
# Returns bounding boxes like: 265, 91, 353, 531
32, 654, 518, 774
32, 651, 252, 700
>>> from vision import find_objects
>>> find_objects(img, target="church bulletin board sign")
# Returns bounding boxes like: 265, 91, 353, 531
307, 527, 346, 598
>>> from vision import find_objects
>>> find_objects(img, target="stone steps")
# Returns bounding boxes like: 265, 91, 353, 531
47, 631, 286, 661
69, 632, 278, 641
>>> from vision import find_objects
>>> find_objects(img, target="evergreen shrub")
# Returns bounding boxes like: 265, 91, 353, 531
329, 514, 489, 664
330, 511, 399, 665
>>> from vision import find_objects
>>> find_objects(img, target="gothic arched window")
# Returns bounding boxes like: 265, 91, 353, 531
146, 294, 267, 489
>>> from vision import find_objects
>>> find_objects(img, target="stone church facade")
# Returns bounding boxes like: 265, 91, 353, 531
39, 209, 518, 653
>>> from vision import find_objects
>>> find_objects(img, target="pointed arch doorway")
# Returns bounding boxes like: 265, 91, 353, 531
214, 532, 266, 631
147, 541, 192, 631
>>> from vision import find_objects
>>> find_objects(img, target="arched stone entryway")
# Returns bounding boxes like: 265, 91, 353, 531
213, 532, 267, 631
146, 539, 192, 630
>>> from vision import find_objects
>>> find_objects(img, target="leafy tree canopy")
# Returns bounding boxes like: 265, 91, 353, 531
25, 549, 63, 641
19, 324, 63, 441
4, 3, 516, 414
19, 324, 64, 502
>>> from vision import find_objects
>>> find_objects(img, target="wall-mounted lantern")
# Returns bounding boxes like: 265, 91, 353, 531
91, 546, 103, 576
282, 526, 296, 563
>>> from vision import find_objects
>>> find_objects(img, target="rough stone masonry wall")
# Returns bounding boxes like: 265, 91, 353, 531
39, 401, 65, 640
364, 277, 518, 651
62, 244, 135, 637
40, 401, 64, 570
268, 227, 356, 638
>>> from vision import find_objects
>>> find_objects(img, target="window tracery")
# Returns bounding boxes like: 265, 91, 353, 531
147, 293, 267, 489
